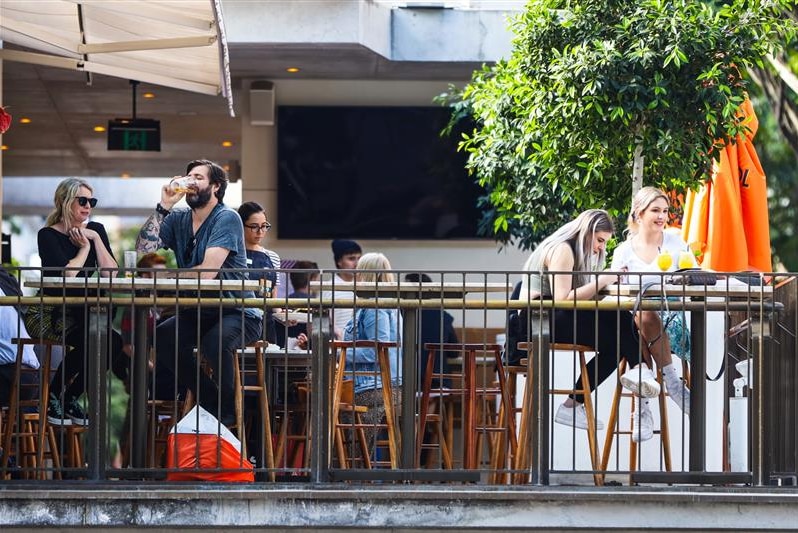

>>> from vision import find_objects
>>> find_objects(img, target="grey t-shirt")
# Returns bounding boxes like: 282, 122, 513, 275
161, 203, 262, 318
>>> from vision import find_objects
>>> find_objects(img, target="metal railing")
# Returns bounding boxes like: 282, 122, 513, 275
0, 266, 788, 486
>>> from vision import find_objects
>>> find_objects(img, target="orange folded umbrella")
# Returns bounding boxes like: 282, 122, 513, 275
682, 98, 772, 273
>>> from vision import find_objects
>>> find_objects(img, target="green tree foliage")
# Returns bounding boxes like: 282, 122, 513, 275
459, 0, 796, 249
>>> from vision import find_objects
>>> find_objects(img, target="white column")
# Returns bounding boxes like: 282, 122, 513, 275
239, 81, 277, 228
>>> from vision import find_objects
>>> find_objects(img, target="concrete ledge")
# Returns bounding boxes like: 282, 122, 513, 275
2, 484, 798, 530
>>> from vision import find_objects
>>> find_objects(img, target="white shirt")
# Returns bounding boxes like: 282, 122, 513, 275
322, 273, 355, 337
0, 288, 39, 369
611, 231, 693, 286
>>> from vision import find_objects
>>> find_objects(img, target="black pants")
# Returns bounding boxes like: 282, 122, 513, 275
552, 309, 643, 404
51, 313, 128, 402
154, 308, 262, 423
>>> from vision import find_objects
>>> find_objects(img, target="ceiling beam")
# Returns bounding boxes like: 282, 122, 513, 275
78, 36, 216, 54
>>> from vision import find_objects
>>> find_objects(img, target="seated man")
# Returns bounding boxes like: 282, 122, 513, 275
136, 160, 262, 427
0, 267, 39, 408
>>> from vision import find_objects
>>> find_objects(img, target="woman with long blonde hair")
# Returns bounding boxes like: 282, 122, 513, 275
611, 186, 692, 441
340, 252, 401, 458
521, 209, 644, 431
28, 178, 126, 427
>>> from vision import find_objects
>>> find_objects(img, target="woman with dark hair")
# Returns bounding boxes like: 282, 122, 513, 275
27, 177, 128, 427
238, 201, 281, 343
520, 209, 644, 431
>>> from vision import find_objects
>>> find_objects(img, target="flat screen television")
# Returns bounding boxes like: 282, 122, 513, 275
277, 105, 485, 240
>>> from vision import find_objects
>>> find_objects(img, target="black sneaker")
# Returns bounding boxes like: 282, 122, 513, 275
64, 397, 89, 426
47, 393, 72, 426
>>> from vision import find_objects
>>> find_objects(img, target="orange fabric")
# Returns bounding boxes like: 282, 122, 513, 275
165, 432, 254, 482
681, 98, 772, 272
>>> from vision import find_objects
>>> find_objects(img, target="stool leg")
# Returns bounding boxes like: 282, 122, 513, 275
377, 346, 399, 469
657, 368, 672, 473
415, 347, 437, 468
233, 354, 247, 460
254, 346, 276, 481
513, 357, 535, 485
600, 359, 626, 483
577, 350, 603, 486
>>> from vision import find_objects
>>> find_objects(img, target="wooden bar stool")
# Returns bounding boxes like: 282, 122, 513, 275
233, 340, 275, 480
3, 339, 62, 480
417, 343, 516, 472
600, 358, 691, 484
330, 340, 400, 469
515, 341, 603, 486
273, 380, 311, 471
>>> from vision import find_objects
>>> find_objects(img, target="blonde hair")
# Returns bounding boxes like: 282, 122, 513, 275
46, 178, 93, 228
522, 209, 614, 288
356, 252, 395, 283
626, 186, 669, 237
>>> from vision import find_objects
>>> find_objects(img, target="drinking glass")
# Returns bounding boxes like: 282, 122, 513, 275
169, 176, 196, 194
124, 251, 138, 278
656, 250, 673, 271
678, 251, 694, 270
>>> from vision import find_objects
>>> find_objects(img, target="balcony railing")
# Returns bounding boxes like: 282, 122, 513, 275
0, 266, 789, 486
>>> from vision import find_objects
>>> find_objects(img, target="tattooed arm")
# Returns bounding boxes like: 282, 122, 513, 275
136, 212, 166, 254
136, 178, 182, 255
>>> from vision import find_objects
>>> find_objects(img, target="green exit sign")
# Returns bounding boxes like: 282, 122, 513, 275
107, 119, 161, 151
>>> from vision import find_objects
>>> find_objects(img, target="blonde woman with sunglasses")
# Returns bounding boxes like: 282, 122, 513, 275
28, 177, 127, 427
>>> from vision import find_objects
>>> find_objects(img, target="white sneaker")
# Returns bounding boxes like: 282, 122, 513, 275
620, 364, 661, 398
632, 401, 654, 442
667, 379, 691, 416
554, 402, 605, 431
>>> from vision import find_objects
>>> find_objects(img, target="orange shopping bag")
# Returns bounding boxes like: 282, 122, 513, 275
165, 405, 254, 482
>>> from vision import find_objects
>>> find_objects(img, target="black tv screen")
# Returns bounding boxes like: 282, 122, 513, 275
277, 106, 485, 240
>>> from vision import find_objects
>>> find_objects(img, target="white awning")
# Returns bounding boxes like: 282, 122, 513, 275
0, 0, 234, 116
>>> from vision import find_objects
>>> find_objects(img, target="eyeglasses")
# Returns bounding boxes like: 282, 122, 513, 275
75, 196, 98, 208
244, 223, 272, 233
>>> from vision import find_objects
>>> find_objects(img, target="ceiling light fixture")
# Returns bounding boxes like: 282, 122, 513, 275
94, 125, 106, 132
19, 117, 31, 124
221, 140, 233, 147
143, 92, 155, 99
1, 145, 7, 151
286, 67, 300, 73
121, 172, 131, 179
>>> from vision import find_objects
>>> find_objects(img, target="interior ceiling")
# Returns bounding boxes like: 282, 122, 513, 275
1, 43, 482, 179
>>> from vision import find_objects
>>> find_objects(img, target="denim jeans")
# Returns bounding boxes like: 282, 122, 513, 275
154, 308, 262, 423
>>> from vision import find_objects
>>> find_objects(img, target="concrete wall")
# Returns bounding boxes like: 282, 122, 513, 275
3, 485, 798, 530
222, 0, 516, 62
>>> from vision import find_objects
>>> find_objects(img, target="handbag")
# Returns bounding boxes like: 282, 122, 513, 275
666, 268, 717, 286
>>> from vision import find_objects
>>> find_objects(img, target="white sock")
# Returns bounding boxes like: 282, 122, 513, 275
661, 363, 681, 391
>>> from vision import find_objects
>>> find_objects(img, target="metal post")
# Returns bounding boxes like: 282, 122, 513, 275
401, 308, 418, 470
532, 310, 550, 485
689, 309, 706, 473
309, 315, 330, 482
752, 325, 773, 486
87, 306, 108, 480
131, 305, 149, 469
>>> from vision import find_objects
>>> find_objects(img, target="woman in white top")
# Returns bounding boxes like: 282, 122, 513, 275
611, 187, 692, 441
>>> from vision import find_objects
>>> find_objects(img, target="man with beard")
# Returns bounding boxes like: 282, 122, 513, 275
136, 159, 262, 427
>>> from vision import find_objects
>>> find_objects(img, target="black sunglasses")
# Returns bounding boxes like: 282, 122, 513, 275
76, 196, 98, 208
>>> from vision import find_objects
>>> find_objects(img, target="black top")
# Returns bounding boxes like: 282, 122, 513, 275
37, 221, 114, 296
